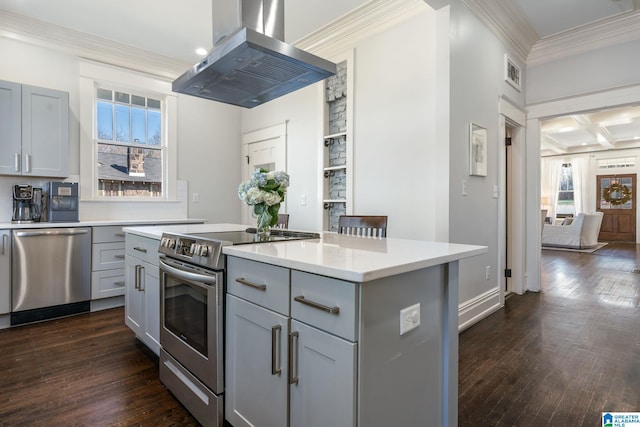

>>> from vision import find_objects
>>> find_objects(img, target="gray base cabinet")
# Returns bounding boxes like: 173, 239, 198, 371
225, 256, 357, 427
289, 320, 356, 427
0, 230, 10, 315
124, 234, 160, 355
226, 254, 458, 427
225, 294, 288, 427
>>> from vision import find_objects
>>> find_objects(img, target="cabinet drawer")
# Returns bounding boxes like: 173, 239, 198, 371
291, 271, 358, 341
91, 269, 125, 299
93, 225, 127, 243
92, 242, 125, 270
227, 256, 290, 316
125, 234, 159, 265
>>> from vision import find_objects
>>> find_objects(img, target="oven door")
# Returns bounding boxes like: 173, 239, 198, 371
159, 256, 224, 394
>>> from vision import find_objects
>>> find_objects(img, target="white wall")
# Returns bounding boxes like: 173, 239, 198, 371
527, 39, 640, 105
242, 5, 444, 239
240, 84, 322, 232
448, 1, 526, 311
0, 37, 242, 224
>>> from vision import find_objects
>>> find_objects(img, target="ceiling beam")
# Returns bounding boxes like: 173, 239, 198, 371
541, 135, 568, 154
571, 114, 616, 148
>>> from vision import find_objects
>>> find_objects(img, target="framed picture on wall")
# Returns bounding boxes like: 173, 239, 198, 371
469, 123, 487, 176
504, 54, 521, 91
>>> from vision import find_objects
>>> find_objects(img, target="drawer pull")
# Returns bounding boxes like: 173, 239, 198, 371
115, 232, 125, 237
134, 247, 148, 253
235, 277, 267, 291
114, 254, 125, 259
294, 296, 340, 315
113, 281, 125, 286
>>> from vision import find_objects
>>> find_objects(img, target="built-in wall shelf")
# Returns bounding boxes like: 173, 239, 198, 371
324, 132, 348, 145
319, 50, 354, 232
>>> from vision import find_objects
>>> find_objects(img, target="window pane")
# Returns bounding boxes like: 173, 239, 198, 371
148, 110, 161, 145
132, 95, 145, 107
148, 98, 161, 109
115, 105, 130, 142
131, 107, 146, 143
97, 88, 112, 101
115, 91, 130, 104
97, 101, 113, 140
97, 143, 162, 197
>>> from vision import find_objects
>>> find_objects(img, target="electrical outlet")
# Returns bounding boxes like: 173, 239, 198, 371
400, 303, 420, 335
485, 266, 490, 280
192, 193, 200, 203
300, 194, 306, 206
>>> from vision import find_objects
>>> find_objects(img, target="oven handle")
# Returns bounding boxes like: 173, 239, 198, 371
159, 259, 217, 285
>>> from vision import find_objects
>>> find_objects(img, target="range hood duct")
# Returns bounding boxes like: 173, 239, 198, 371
172, 0, 337, 108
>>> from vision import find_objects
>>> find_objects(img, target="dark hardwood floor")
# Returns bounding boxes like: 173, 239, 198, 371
2, 243, 639, 426
459, 242, 640, 427
0, 308, 197, 426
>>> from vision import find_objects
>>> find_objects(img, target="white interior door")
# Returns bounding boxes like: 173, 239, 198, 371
241, 123, 287, 225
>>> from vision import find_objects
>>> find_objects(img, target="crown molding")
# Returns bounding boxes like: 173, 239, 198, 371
0, 9, 189, 80
527, 10, 640, 66
294, 0, 428, 60
460, 0, 539, 65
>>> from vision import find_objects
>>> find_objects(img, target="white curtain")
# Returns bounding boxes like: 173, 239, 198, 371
547, 158, 564, 220
571, 156, 589, 214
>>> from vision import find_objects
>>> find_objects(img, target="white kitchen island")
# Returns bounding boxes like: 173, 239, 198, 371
223, 232, 486, 427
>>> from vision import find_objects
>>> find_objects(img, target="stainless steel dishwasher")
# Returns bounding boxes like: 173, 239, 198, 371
11, 228, 92, 325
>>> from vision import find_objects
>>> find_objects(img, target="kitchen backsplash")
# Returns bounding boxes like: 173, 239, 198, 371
0, 176, 189, 223
0, 175, 78, 223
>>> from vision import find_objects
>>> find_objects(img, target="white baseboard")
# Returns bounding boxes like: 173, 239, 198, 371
458, 287, 502, 332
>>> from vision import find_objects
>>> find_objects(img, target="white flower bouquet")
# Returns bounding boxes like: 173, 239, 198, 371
238, 168, 290, 231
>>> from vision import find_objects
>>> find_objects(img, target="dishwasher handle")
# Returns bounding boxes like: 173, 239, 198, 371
15, 229, 90, 238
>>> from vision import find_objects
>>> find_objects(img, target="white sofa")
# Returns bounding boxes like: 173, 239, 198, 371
541, 212, 604, 249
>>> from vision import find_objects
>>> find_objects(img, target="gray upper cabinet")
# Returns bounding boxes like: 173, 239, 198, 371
0, 80, 69, 177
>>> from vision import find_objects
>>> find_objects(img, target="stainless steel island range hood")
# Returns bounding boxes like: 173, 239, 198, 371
172, 0, 337, 108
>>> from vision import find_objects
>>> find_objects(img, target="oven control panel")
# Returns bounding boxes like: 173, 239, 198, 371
159, 233, 222, 270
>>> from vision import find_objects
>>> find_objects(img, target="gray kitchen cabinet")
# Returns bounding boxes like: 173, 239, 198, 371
91, 225, 126, 300
0, 230, 10, 315
124, 234, 160, 355
225, 256, 357, 427
226, 294, 288, 427
0, 80, 69, 177
289, 320, 356, 427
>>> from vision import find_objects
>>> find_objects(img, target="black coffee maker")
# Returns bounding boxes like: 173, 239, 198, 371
12, 184, 42, 223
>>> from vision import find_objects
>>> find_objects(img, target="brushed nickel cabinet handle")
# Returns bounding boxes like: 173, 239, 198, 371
134, 247, 148, 253
115, 232, 125, 237
14, 153, 20, 173
113, 281, 125, 287
114, 254, 125, 259
139, 265, 145, 291
134, 265, 141, 290
288, 331, 299, 385
25, 154, 31, 173
235, 277, 267, 291
271, 325, 282, 376
294, 296, 340, 315
1, 234, 6, 255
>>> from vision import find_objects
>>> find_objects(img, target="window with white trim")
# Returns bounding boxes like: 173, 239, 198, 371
95, 87, 164, 197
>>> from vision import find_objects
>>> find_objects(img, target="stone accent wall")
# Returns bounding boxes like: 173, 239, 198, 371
325, 61, 348, 232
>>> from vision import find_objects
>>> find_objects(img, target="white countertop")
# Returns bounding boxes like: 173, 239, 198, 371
0, 218, 205, 230
123, 223, 250, 240
223, 232, 487, 282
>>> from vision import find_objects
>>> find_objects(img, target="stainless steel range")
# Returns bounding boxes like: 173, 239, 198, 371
157, 228, 320, 427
